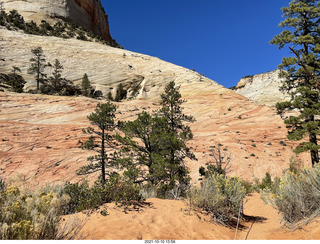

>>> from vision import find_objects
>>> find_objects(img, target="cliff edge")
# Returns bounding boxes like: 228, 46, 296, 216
233, 69, 290, 106
2, 0, 114, 45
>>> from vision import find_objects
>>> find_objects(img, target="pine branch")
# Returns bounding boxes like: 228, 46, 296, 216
289, 46, 320, 89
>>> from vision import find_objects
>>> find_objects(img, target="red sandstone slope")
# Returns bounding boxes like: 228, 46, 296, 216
0, 87, 310, 186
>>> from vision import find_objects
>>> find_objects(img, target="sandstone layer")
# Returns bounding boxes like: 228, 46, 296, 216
234, 70, 290, 106
2, 0, 113, 43
0, 89, 310, 187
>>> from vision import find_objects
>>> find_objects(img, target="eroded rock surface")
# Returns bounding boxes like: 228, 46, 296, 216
0, 28, 215, 99
0, 89, 309, 187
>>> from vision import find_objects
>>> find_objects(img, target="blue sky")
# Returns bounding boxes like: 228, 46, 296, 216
102, 1, 291, 88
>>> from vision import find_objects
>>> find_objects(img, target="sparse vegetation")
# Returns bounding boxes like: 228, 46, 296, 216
40, 59, 81, 96
0, 67, 26, 93
0, 8, 121, 48
0, 179, 85, 240
188, 173, 246, 226
262, 165, 320, 228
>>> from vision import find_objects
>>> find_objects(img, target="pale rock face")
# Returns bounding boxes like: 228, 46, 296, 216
234, 70, 290, 106
1, 0, 113, 43
0, 28, 221, 99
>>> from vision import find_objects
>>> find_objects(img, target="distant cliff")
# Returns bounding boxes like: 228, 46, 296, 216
232, 69, 290, 106
2, 0, 115, 45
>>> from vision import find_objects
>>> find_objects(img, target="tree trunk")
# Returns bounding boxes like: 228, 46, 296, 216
101, 129, 106, 184
310, 132, 319, 167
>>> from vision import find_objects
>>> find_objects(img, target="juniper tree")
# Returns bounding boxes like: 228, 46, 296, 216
28, 47, 47, 90
271, 0, 320, 167
77, 102, 118, 184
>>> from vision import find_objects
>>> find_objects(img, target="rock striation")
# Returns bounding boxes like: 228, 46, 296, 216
0, 28, 217, 99
1, 0, 113, 43
233, 69, 290, 106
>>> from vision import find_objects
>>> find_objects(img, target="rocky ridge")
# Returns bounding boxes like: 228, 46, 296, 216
1, 0, 113, 43
234, 69, 290, 106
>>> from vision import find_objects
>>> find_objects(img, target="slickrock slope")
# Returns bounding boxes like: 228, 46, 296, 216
2, 0, 113, 42
0, 87, 310, 187
0, 28, 213, 98
234, 70, 290, 106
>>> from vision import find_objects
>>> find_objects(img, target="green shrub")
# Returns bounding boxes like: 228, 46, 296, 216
262, 166, 320, 226
240, 179, 256, 194
62, 175, 142, 213
199, 164, 225, 178
188, 173, 246, 225
0, 73, 26, 93
258, 172, 272, 190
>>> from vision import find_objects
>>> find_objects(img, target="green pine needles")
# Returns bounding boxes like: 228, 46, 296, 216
79, 81, 196, 198
271, 0, 320, 166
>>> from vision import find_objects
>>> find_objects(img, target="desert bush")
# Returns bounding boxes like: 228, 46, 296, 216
188, 173, 246, 225
0, 182, 84, 240
62, 175, 142, 213
240, 179, 257, 194
156, 183, 189, 200
262, 165, 320, 226
139, 184, 157, 200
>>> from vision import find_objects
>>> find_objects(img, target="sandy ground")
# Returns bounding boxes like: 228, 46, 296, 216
74, 193, 320, 240
79, 198, 234, 240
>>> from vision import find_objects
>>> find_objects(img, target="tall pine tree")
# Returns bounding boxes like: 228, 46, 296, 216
271, 0, 320, 166
28, 47, 47, 90
77, 102, 118, 184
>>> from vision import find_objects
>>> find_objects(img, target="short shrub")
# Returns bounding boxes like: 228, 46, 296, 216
61, 180, 106, 214
104, 174, 141, 205
258, 172, 273, 190
139, 184, 157, 200
62, 176, 142, 213
188, 173, 246, 225
262, 166, 320, 226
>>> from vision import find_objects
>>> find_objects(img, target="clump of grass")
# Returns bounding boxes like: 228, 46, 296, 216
261, 165, 320, 228
188, 173, 246, 226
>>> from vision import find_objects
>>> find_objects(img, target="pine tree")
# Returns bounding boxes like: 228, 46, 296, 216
81, 73, 93, 97
157, 81, 196, 187
28, 47, 47, 90
116, 111, 170, 185
117, 81, 195, 197
49, 59, 63, 93
271, 0, 320, 166
77, 102, 118, 184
